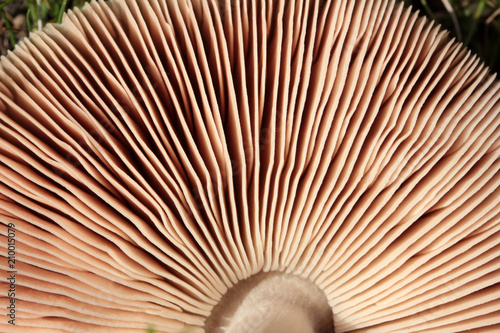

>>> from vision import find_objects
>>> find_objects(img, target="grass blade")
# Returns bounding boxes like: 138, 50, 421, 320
0, 0, 15, 11
26, 8, 31, 32
465, 0, 486, 45
56, 0, 67, 24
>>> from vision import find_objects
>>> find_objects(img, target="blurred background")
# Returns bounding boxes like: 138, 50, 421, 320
0, 0, 89, 53
0, 0, 499, 73
404, 0, 500, 73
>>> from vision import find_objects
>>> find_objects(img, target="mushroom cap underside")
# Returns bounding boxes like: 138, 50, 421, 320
0, 0, 499, 332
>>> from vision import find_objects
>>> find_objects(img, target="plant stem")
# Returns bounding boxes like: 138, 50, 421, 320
440, 0, 463, 41
36, 0, 42, 30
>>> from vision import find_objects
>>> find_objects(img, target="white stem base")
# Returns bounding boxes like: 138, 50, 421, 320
205, 272, 334, 333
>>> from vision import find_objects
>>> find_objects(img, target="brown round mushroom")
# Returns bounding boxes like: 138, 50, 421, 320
0, 0, 499, 332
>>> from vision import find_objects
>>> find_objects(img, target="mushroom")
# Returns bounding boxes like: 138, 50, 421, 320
0, 0, 499, 332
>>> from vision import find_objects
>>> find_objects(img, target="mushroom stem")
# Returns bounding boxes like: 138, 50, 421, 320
205, 272, 334, 333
